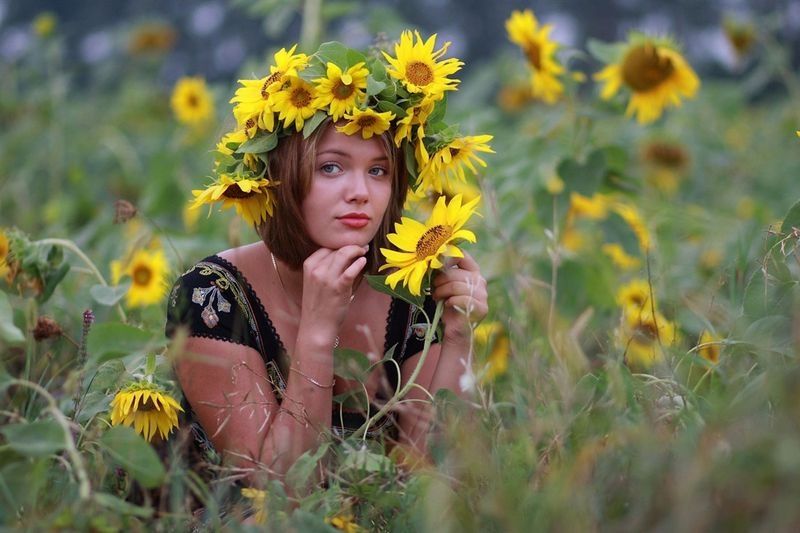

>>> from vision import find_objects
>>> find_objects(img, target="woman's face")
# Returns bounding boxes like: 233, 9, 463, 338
301, 125, 394, 250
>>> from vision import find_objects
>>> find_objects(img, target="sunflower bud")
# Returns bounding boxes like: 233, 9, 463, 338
113, 200, 138, 224
33, 316, 62, 341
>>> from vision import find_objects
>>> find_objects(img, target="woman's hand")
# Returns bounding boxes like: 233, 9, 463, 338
299, 244, 368, 342
431, 252, 488, 344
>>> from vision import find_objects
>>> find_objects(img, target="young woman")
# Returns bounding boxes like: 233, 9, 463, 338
165, 119, 488, 480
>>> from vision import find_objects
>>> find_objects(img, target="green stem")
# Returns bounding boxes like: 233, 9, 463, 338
351, 299, 444, 440
36, 238, 127, 322
9, 379, 91, 501
300, 0, 323, 53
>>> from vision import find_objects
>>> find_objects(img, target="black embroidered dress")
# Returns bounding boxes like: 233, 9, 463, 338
165, 255, 438, 458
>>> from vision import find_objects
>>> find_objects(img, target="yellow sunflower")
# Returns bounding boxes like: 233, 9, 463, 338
611, 202, 651, 251
109, 380, 183, 442
505, 9, 565, 104
616, 278, 654, 309
191, 175, 275, 227
111, 247, 170, 308
602, 243, 641, 270
0, 229, 9, 281
474, 321, 510, 381
382, 30, 463, 101
312, 62, 369, 120
394, 98, 435, 147
270, 76, 319, 131
380, 194, 479, 296
594, 37, 700, 124
336, 108, 395, 139
568, 192, 609, 221
241, 488, 268, 525
215, 128, 259, 171
416, 135, 494, 195
32, 12, 57, 38
618, 305, 678, 369
325, 513, 361, 533
697, 330, 721, 364
170, 77, 215, 126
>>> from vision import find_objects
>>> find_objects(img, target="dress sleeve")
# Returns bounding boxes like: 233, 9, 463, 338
398, 295, 441, 365
164, 260, 260, 352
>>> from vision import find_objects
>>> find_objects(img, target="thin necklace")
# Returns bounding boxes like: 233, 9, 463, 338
270, 251, 358, 349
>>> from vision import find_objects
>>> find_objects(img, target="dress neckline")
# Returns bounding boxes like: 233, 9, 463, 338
208, 254, 399, 360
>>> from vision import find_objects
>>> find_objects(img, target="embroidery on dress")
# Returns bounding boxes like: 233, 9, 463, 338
191, 284, 232, 328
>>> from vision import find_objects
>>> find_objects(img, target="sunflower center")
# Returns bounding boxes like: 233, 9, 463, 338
290, 87, 312, 108
406, 61, 434, 87
525, 43, 542, 70
262, 71, 282, 98
634, 321, 659, 342
416, 224, 453, 259
132, 265, 153, 287
644, 142, 687, 169
622, 45, 675, 92
333, 80, 355, 100
223, 183, 256, 199
186, 93, 199, 109
137, 395, 159, 412
357, 115, 377, 128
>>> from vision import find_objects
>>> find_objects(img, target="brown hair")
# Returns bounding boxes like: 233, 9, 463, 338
257, 120, 409, 272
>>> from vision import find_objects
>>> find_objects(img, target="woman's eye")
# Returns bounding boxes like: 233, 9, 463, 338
320, 163, 341, 174
369, 167, 388, 177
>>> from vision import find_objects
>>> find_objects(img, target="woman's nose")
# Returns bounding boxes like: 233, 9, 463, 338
345, 172, 369, 202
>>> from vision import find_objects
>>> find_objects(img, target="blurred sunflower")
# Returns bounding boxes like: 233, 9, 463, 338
616, 278, 654, 309
380, 194, 479, 296
337, 108, 395, 139
382, 30, 462, 101
416, 135, 494, 195
723, 18, 757, 60
0, 229, 9, 281
171, 77, 214, 126
241, 488, 268, 525
697, 330, 721, 364
611, 202, 651, 251
127, 22, 176, 55
594, 36, 699, 124
326, 513, 361, 532
109, 380, 183, 442
602, 243, 641, 270
32, 12, 57, 38
474, 321, 510, 381
190, 175, 275, 226
568, 192, 609, 221
641, 139, 690, 194
505, 9, 564, 104
497, 82, 534, 113
111, 248, 170, 308
313, 62, 369, 121
618, 305, 678, 369
271, 76, 319, 131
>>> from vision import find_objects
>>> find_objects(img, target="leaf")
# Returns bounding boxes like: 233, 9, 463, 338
781, 199, 800, 233
0, 292, 25, 344
86, 323, 165, 363
285, 442, 330, 491
39, 262, 70, 303
94, 492, 154, 518
366, 76, 388, 97
315, 41, 357, 69
89, 282, 130, 306
303, 111, 328, 139
365, 274, 425, 308
556, 149, 607, 196
332, 347, 371, 381
100, 426, 165, 489
587, 38, 623, 64
0, 420, 66, 457
376, 99, 407, 119
237, 131, 278, 154
427, 95, 447, 124
340, 445, 393, 473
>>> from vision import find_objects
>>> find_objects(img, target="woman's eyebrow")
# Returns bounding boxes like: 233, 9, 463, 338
316, 149, 389, 162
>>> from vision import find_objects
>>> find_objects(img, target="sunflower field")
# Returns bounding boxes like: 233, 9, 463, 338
2, 2, 800, 531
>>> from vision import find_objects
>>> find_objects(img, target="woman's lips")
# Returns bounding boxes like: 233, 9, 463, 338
338, 216, 370, 228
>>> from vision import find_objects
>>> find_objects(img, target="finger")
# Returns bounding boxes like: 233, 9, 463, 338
303, 247, 334, 269
433, 280, 487, 301
445, 295, 488, 319
326, 244, 369, 276
342, 256, 367, 282
450, 252, 480, 272
433, 269, 485, 288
